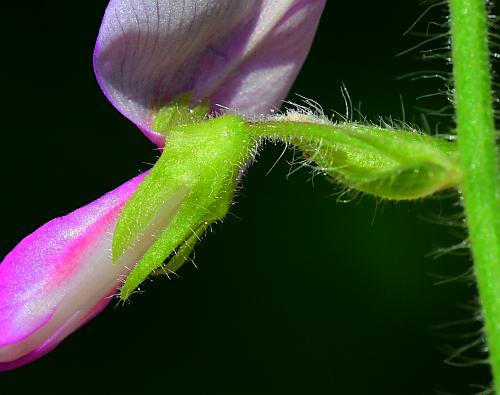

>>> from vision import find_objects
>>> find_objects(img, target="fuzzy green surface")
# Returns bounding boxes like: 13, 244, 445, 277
248, 119, 461, 200
114, 115, 255, 299
152, 94, 209, 134
449, 0, 500, 388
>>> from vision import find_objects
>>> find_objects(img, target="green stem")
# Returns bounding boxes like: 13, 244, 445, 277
246, 119, 461, 200
449, 0, 500, 388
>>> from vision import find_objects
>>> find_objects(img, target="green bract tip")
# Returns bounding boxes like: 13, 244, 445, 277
152, 93, 210, 135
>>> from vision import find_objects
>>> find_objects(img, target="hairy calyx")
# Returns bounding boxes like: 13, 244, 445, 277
113, 102, 461, 299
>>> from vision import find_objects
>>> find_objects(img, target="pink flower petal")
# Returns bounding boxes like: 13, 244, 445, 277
0, 174, 145, 370
94, 0, 325, 146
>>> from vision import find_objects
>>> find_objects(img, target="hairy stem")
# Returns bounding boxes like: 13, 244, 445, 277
246, 119, 460, 199
449, 0, 500, 388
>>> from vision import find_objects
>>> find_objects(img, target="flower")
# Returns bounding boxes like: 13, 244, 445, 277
0, 0, 325, 370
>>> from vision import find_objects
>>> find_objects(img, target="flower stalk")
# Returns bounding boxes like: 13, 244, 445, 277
247, 116, 461, 199
449, 0, 500, 388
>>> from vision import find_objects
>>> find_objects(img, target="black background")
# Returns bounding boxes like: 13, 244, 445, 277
2, 1, 498, 394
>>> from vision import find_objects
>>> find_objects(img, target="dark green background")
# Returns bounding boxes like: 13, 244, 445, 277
2, 1, 497, 393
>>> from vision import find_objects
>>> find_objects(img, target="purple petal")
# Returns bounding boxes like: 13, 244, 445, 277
0, 174, 145, 370
94, 0, 325, 145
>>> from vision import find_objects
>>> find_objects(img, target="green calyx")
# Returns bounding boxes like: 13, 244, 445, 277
113, 99, 255, 299
247, 115, 461, 200
113, 97, 461, 299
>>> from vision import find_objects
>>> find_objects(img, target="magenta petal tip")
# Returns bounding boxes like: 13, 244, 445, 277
0, 174, 145, 370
